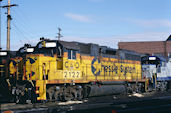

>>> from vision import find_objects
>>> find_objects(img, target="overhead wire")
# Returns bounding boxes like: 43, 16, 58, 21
0, 1, 2, 49
2, 0, 167, 49
12, 9, 38, 38
10, 4, 47, 46
11, 28, 24, 47
11, 22, 31, 44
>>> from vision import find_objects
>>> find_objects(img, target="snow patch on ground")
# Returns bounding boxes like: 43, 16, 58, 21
58, 100, 88, 105
129, 93, 144, 97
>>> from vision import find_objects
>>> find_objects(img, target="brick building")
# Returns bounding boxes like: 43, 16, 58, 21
118, 35, 171, 57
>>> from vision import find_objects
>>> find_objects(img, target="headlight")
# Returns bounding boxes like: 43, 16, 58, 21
0, 51, 7, 56
45, 42, 56, 48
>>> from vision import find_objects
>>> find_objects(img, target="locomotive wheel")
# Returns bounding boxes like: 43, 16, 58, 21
62, 87, 73, 101
13, 85, 26, 103
137, 83, 145, 93
83, 86, 91, 98
126, 84, 133, 94
157, 82, 167, 92
54, 90, 60, 101
72, 88, 77, 100
62, 93, 72, 101
77, 88, 83, 100
13, 82, 35, 104
47, 87, 55, 101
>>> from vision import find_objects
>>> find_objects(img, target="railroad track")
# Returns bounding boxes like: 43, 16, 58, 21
1, 91, 171, 113
2, 98, 171, 113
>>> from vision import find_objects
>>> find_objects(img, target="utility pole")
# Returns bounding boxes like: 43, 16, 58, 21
2, 0, 17, 51
57, 27, 63, 41
0, 0, 2, 50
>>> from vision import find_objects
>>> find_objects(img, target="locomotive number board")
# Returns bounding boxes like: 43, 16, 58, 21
63, 70, 81, 79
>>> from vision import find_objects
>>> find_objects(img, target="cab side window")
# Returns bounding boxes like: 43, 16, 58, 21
68, 50, 72, 59
72, 50, 76, 59
57, 46, 62, 57
68, 49, 76, 60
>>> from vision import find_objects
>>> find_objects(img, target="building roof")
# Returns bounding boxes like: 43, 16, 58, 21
166, 35, 171, 41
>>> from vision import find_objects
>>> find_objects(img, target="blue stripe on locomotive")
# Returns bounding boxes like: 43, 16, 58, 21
157, 77, 171, 81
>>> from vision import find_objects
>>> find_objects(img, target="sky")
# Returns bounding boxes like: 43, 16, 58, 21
0, 0, 171, 50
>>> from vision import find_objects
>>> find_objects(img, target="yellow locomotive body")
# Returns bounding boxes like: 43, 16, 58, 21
9, 39, 144, 102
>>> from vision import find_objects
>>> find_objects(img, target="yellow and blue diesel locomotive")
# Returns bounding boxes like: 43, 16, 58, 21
0, 50, 17, 102
7, 38, 145, 103
0, 50, 11, 102
0, 44, 35, 103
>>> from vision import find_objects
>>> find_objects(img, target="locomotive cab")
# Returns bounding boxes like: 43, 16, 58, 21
141, 56, 166, 78
18, 44, 35, 56
141, 56, 168, 91
34, 39, 81, 80
28, 39, 82, 101
9, 44, 35, 81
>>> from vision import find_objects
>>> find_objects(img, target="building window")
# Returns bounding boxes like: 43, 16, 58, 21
68, 49, 76, 60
